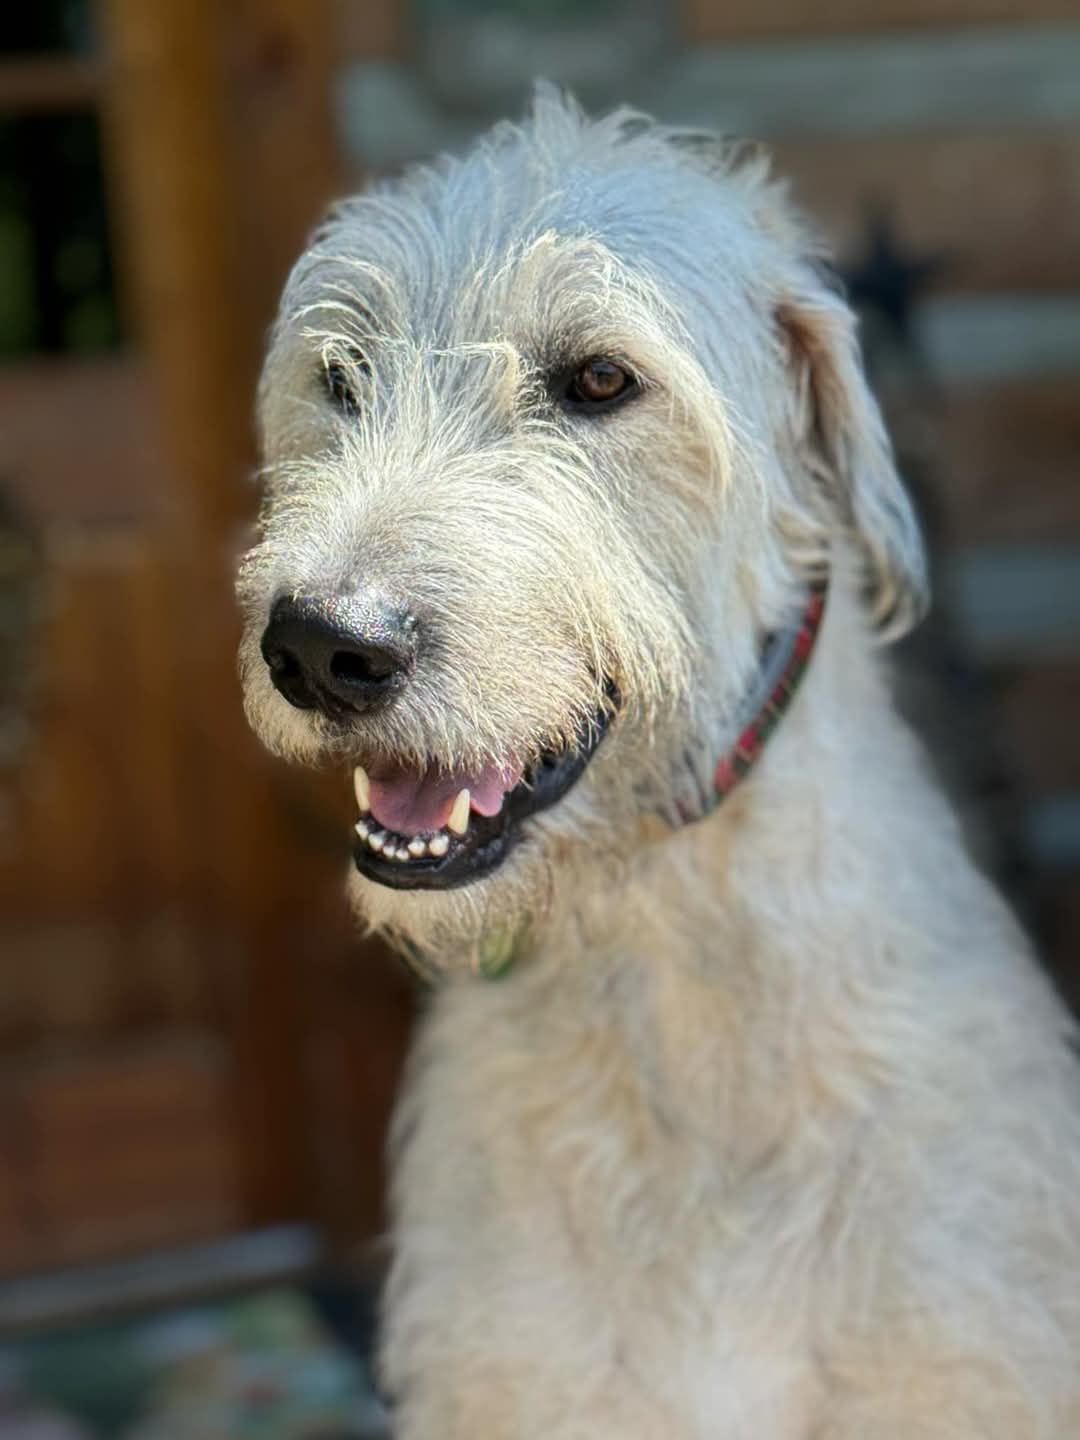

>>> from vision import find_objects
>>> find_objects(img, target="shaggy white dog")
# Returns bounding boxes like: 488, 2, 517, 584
238, 90, 1080, 1437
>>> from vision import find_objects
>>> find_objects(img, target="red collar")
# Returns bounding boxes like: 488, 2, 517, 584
709, 579, 828, 806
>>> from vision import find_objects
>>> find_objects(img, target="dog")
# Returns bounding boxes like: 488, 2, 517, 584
237, 89, 1080, 1438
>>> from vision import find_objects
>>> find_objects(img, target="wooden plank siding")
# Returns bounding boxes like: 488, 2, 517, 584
334, 0, 407, 61
0, 532, 186, 928
931, 379, 1080, 544
997, 662, 1080, 797
773, 131, 1080, 294
0, 1041, 241, 1274
647, 26, 1080, 137
681, 0, 1080, 41
0, 360, 165, 527
0, 535, 204, 1032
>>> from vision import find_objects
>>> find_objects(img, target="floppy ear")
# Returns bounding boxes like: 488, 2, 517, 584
777, 277, 928, 641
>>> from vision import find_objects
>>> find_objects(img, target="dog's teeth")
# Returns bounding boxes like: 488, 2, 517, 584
353, 765, 371, 813
429, 832, 449, 857
390, 846, 407, 861
368, 830, 387, 853
355, 818, 370, 840
408, 837, 428, 858
447, 789, 470, 836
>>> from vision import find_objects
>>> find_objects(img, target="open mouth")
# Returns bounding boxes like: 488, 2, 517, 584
350, 698, 615, 891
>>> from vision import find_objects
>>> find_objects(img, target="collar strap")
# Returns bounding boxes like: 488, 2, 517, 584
708, 577, 827, 808
393, 578, 828, 983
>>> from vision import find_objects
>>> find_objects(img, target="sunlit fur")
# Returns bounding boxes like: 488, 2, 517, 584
239, 90, 1080, 1436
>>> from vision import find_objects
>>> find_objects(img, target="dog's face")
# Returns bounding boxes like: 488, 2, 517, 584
237, 93, 925, 963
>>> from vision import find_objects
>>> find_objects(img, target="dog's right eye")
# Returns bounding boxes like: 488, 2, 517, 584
561, 357, 639, 413
321, 348, 370, 417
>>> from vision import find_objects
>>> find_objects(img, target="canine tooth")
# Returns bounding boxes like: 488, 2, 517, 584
408, 837, 428, 858
368, 830, 386, 853
447, 789, 470, 836
429, 832, 449, 857
353, 766, 371, 813
355, 818, 370, 839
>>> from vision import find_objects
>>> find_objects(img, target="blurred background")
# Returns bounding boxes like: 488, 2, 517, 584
0, 0, 1077, 1434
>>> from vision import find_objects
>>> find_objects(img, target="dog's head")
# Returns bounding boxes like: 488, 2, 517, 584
237, 89, 926, 965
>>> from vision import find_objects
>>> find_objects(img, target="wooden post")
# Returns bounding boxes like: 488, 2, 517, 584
223, 0, 342, 323
95, 0, 335, 1228
96, 0, 414, 1254
98, 0, 252, 540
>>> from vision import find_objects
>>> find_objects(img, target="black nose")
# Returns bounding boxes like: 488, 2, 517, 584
260, 593, 417, 716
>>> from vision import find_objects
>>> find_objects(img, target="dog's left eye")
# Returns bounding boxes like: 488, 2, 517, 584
563, 358, 638, 411
321, 347, 370, 417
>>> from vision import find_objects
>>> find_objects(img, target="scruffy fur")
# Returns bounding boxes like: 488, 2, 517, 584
238, 92, 1080, 1436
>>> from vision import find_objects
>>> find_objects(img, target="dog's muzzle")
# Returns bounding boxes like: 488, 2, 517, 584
259, 585, 619, 893
350, 696, 615, 891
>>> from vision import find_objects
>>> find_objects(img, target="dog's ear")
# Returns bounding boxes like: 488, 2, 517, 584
776, 277, 928, 640
661, 127, 926, 637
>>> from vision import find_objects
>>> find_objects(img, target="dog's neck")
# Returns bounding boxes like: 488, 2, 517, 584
443, 576, 831, 981
413, 578, 968, 1204
491, 574, 964, 1177
390, 577, 832, 982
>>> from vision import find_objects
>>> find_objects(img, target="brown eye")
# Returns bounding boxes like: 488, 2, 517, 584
564, 357, 637, 410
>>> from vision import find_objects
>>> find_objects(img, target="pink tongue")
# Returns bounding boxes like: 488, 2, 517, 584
367, 758, 524, 836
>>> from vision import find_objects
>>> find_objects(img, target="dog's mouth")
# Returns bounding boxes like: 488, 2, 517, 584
350, 695, 615, 891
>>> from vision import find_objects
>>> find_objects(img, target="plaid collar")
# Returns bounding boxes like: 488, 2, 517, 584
396, 579, 829, 982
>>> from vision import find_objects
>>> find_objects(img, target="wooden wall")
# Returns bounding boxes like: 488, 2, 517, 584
0, 0, 413, 1281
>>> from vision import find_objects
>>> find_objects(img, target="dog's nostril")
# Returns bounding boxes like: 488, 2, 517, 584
266, 645, 301, 678
330, 648, 395, 687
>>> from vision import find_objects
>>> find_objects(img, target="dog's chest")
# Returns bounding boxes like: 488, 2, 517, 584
390, 983, 826, 1436
674, 1343, 822, 1438
531, 1184, 823, 1437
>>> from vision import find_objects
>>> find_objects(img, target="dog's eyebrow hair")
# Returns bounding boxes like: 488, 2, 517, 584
294, 297, 382, 343
525, 331, 628, 377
